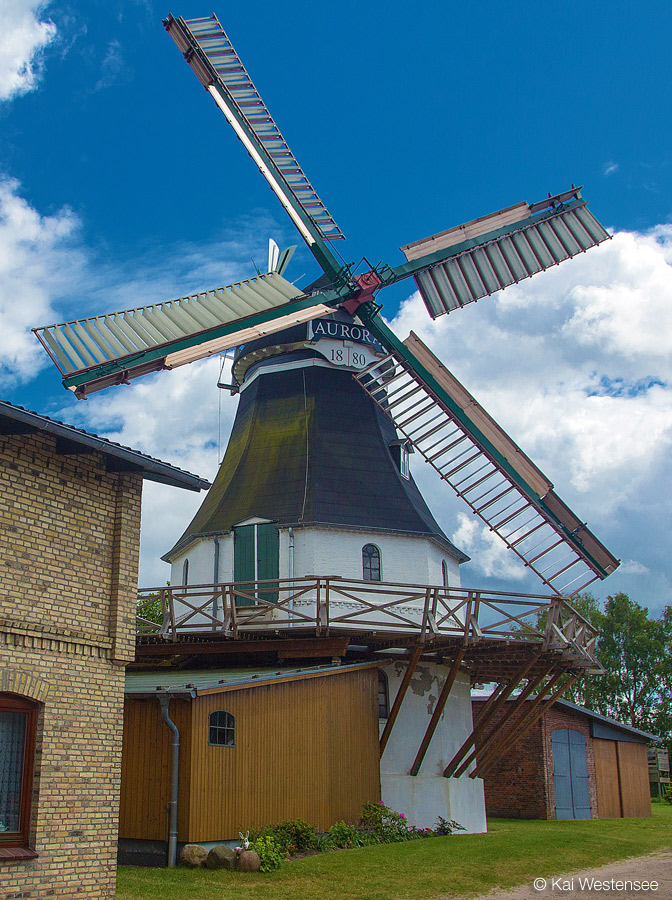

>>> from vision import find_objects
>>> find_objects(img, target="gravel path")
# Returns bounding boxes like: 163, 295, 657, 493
470, 851, 672, 900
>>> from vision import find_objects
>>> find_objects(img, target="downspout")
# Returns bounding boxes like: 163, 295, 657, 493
158, 694, 179, 867
288, 527, 295, 620
212, 534, 221, 629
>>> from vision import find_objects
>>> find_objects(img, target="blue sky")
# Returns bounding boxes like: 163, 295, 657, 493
1, 0, 671, 615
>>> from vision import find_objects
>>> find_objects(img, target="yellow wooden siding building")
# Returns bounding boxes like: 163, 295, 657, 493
120, 663, 380, 843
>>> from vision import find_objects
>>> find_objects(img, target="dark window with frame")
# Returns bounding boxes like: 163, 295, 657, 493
0, 694, 37, 849
182, 558, 189, 587
442, 560, 450, 588
378, 670, 389, 719
208, 710, 235, 747
362, 544, 381, 582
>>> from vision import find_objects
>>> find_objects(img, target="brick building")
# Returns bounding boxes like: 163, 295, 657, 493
0, 401, 208, 899
472, 695, 656, 820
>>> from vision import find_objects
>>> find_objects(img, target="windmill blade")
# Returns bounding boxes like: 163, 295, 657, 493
164, 14, 345, 284
389, 188, 609, 318
34, 273, 336, 398
354, 314, 619, 596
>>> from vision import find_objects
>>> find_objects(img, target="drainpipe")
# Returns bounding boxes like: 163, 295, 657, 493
288, 527, 295, 620
212, 534, 221, 629
158, 694, 179, 867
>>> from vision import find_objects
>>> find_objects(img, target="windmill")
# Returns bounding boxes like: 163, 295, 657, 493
33, 12, 619, 599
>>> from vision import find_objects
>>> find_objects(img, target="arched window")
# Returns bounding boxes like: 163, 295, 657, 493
208, 710, 235, 747
0, 694, 37, 851
378, 670, 389, 719
442, 560, 450, 588
362, 544, 381, 581
182, 558, 189, 587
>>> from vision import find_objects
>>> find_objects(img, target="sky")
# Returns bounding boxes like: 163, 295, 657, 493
1, 0, 671, 615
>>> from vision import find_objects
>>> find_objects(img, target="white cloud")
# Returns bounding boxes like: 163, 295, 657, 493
91, 39, 129, 93
452, 513, 526, 580
0, 1, 56, 101
0, 179, 83, 386
603, 161, 619, 176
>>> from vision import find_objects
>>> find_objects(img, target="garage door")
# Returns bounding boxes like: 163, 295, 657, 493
552, 729, 591, 819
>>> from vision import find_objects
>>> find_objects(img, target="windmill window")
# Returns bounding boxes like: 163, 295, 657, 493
390, 440, 412, 480
362, 544, 381, 582
378, 670, 389, 719
182, 558, 189, 587
0, 694, 38, 852
442, 560, 450, 588
208, 710, 235, 747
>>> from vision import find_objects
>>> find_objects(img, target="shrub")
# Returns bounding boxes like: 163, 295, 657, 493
434, 816, 466, 835
326, 821, 367, 849
249, 818, 319, 855
664, 784, 672, 805
360, 800, 417, 842
249, 835, 283, 872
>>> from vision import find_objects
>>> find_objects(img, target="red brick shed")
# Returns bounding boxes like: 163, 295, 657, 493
472, 696, 657, 820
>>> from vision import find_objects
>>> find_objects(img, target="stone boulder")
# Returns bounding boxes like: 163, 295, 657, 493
236, 849, 261, 872
206, 844, 237, 870
180, 843, 208, 868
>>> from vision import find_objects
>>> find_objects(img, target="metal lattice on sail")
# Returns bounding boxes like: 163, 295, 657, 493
400, 190, 610, 318
33, 273, 334, 397
354, 329, 619, 596
165, 14, 344, 242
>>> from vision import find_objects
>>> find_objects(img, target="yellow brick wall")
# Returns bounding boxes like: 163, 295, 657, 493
0, 430, 142, 899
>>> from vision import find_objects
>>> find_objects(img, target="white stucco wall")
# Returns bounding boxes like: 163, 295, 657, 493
380, 662, 486, 834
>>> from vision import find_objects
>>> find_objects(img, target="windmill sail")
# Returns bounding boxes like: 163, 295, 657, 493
354, 318, 619, 595
34, 273, 335, 397
395, 189, 610, 318
164, 13, 345, 283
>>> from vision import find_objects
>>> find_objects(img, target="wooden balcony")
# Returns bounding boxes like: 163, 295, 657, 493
135, 577, 600, 677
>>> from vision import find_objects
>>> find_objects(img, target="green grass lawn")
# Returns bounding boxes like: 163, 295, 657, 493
116, 805, 672, 900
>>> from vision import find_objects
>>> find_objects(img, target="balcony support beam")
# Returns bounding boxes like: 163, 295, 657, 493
410, 649, 466, 776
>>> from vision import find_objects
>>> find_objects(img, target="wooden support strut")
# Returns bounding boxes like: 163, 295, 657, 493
409, 649, 466, 776
472, 671, 578, 779
452, 666, 551, 779
443, 653, 539, 777
379, 642, 424, 756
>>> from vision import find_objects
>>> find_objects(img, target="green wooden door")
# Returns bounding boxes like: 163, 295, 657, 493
257, 522, 279, 603
233, 523, 279, 605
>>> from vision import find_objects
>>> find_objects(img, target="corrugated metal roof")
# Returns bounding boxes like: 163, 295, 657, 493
125, 661, 378, 695
0, 400, 210, 491
472, 691, 661, 743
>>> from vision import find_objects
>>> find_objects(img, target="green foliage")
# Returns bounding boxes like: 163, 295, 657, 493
433, 816, 466, 836
663, 784, 672, 805
249, 835, 283, 872
136, 584, 170, 629
249, 818, 319, 855
360, 801, 418, 842
326, 821, 369, 849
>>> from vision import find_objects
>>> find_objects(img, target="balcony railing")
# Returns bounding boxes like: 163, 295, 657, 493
136, 576, 599, 667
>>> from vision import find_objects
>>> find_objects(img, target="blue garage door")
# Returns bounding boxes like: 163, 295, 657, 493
552, 729, 591, 820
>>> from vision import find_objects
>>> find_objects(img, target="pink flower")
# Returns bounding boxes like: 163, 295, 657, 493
400, 814, 406, 819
